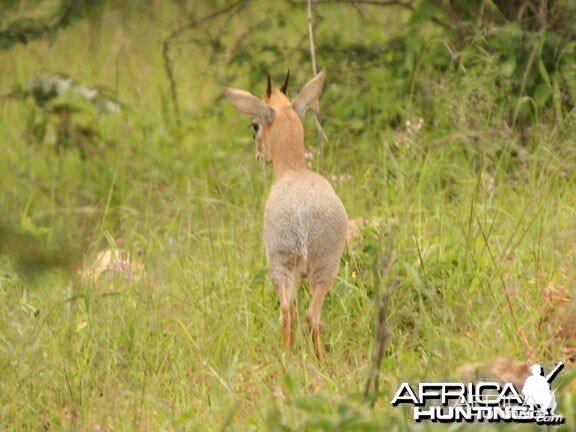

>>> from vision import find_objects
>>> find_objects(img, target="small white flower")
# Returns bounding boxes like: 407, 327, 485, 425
481, 172, 496, 192
304, 146, 316, 161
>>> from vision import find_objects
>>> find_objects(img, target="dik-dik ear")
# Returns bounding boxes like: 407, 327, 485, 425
292, 71, 325, 118
224, 88, 274, 123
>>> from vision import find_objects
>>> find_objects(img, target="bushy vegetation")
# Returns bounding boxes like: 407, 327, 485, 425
0, 1, 575, 430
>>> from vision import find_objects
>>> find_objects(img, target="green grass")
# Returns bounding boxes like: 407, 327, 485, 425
0, 3, 575, 431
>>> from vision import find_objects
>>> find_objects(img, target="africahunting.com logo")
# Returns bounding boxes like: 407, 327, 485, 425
392, 362, 565, 425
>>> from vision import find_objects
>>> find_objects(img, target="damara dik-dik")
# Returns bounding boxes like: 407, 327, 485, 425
225, 71, 347, 362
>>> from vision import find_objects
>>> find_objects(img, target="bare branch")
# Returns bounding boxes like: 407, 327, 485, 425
290, 0, 452, 29
162, 0, 250, 127
290, 0, 415, 10
429, 0, 466, 25
0, 89, 19, 103
0, 0, 75, 51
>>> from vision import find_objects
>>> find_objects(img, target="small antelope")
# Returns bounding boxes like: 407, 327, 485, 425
225, 71, 348, 362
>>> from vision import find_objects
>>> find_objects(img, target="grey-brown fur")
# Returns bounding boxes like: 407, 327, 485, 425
265, 170, 347, 290
225, 71, 347, 361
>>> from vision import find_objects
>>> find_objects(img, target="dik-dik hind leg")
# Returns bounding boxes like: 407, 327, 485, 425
306, 278, 335, 363
274, 280, 296, 351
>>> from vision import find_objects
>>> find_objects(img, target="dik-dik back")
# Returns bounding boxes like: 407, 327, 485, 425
225, 71, 347, 362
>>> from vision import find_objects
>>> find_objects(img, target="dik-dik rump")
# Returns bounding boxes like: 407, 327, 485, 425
225, 71, 347, 362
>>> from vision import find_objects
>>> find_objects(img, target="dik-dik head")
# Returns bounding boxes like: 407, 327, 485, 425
225, 71, 325, 164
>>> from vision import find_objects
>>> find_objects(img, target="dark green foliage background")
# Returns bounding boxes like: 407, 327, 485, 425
0, 1, 575, 430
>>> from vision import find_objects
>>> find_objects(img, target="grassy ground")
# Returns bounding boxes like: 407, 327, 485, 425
0, 2, 575, 431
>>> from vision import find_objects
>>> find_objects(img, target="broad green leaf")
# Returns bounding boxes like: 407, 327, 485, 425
533, 82, 552, 106
538, 59, 551, 85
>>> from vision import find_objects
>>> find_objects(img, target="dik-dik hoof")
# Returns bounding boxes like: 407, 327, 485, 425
305, 316, 325, 332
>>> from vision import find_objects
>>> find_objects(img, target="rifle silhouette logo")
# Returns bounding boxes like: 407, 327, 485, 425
521, 362, 564, 415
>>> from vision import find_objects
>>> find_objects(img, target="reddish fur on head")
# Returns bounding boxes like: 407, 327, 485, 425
225, 72, 325, 178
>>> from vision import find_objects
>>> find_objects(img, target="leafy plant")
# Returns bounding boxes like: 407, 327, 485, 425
0, 0, 103, 50
4, 74, 121, 158
413, 0, 576, 122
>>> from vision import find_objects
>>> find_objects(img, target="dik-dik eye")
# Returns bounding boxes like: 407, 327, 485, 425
250, 122, 260, 139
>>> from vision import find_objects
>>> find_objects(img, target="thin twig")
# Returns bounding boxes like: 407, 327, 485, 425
0, 0, 75, 50
218, 406, 238, 432
429, 0, 465, 25
291, 0, 451, 31
364, 279, 396, 405
413, 233, 426, 276
162, 0, 249, 127
306, 0, 328, 173
290, 0, 414, 9
363, 231, 395, 406
474, 216, 522, 350
0, 89, 19, 109
176, 318, 235, 399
